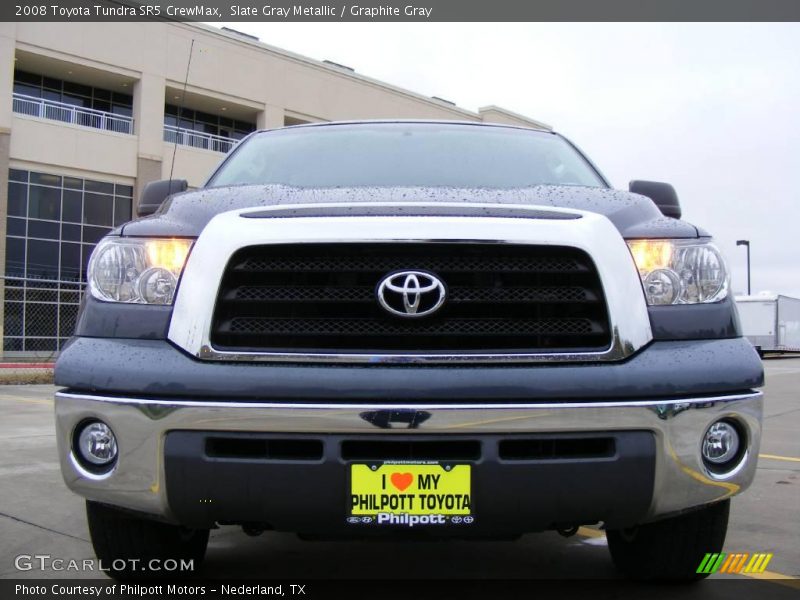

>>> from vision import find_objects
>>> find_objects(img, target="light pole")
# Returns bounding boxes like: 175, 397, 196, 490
736, 240, 751, 295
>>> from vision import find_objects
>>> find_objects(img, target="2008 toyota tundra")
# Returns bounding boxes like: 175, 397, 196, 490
54, 121, 764, 580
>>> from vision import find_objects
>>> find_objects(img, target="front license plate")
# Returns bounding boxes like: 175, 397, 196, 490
349, 462, 473, 527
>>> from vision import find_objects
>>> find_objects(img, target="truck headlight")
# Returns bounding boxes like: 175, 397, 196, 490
627, 239, 729, 305
88, 238, 193, 304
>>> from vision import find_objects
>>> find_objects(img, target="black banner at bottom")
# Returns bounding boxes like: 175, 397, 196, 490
3, 579, 800, 600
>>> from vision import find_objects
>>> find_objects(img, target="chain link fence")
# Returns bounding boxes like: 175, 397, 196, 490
2, 275, 84, 360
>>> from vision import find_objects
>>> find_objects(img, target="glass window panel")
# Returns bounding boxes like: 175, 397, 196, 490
111, 104, 132, 118
28, 185, 61, 220
4, 302, 23, 337
112, 92, 133, 106
62, 93, 91, 108
26, 239, 59, 279
82, 226, 109, 244
42, 89, 61, 102
84, 193, 113, 226
94, 88, 111, 101
113, 197, 132, 226
63, 177, 83, 190
61, 223, 82, 242
5, 237, 25, 276
8, 182, 27, 216
84, 180, 114, 195
60, 306, 79, 338
5, 287, 23, 302
60, 288, 82, 303
81, 244, 93, 274
28, 219, 60, 240
24, 338, 59, 352
93, 99, 111, 113
6, 217, 26, 237
62, 190, 82, 223
60, 242, 82, 281
14, 70, 41, 85
63, 81, 92, 97
4, 338, 23, 352
9, 169, 29, 182
26, 287, 58, 302
196, 111, 217, 124
30, 172, 62, 186
114, 184, 133, 197
42, 76, 61, 91
25, 315, 57, 340
13, 83, 41, 97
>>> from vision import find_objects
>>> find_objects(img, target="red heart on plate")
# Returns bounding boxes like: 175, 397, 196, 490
390, 472, 414, 492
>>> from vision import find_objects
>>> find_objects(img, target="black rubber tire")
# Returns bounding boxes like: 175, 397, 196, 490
86, 500, 209, 580
607, 500, 730, 581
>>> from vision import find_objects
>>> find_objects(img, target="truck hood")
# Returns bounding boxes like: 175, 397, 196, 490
121, 184, 699, 239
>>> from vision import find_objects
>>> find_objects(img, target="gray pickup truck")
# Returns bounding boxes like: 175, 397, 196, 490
54, 121, 763, 580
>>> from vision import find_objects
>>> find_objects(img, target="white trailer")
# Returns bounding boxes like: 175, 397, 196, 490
735, 293, 800, 355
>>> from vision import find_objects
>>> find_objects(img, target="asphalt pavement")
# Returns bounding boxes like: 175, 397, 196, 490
0, 358, 797, 593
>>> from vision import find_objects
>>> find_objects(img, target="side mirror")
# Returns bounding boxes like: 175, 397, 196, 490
629, 180, 681, 219
137, 179, 188, 216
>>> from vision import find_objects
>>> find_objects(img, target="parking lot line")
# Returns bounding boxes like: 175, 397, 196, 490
577, 526, 604, 538
741, 571, 800, 588
759, 453, 800, 463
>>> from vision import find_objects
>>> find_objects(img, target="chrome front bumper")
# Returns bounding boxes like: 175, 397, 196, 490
55, 390, 762, 525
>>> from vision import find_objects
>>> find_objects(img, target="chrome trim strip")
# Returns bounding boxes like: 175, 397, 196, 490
167, 203, 653, 364
56, 390, 762, 411
55, 390, 763, 524
68, 452, 116, 482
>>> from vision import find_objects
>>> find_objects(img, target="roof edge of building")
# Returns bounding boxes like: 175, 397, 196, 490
478, 105, 553, 131
189, 23, 541, 124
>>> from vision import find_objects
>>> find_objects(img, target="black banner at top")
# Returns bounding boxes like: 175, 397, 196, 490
5, 0, 800, 22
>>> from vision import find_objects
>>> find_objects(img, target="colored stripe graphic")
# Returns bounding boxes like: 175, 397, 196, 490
697, 552, 774, 574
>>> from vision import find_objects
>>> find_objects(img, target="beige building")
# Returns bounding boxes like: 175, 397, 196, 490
0, 21, 549, 358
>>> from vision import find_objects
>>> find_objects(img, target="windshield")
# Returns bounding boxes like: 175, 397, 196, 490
207, 123, 606, 189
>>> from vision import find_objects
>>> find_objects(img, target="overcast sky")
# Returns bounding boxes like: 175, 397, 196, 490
212, 22, 800, 297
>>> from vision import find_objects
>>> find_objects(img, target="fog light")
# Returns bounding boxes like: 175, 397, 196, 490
77, 421, 118, 466
702, 420, 740, 465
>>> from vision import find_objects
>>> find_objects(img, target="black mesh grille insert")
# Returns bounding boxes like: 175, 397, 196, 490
210, 243, 611, 353
206, 438, 323, 461
499, 437, 616, 460
341, 440, 481, 461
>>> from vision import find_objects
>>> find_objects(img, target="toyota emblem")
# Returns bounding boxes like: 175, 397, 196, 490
376, 270, 447, 318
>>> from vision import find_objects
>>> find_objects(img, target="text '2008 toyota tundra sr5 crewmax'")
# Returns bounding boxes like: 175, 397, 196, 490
54, 121, 764, 580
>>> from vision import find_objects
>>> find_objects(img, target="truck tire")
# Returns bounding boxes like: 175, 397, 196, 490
86, 500, 209, 580
607, 500, 730, 581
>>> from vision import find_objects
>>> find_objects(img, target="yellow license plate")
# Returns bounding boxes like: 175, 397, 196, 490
349, 462, 472, 526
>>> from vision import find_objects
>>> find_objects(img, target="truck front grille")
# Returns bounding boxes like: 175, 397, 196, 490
210, 243, 611, 353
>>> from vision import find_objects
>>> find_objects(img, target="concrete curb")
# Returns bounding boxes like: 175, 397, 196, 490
0, 366, 54, 385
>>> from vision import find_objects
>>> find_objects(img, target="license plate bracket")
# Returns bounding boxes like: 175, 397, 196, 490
348, 461, 473, 527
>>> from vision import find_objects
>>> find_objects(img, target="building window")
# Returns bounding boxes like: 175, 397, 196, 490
12, 70, 134, 135
163, 104, 255, 153
4, 169, 133, 354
